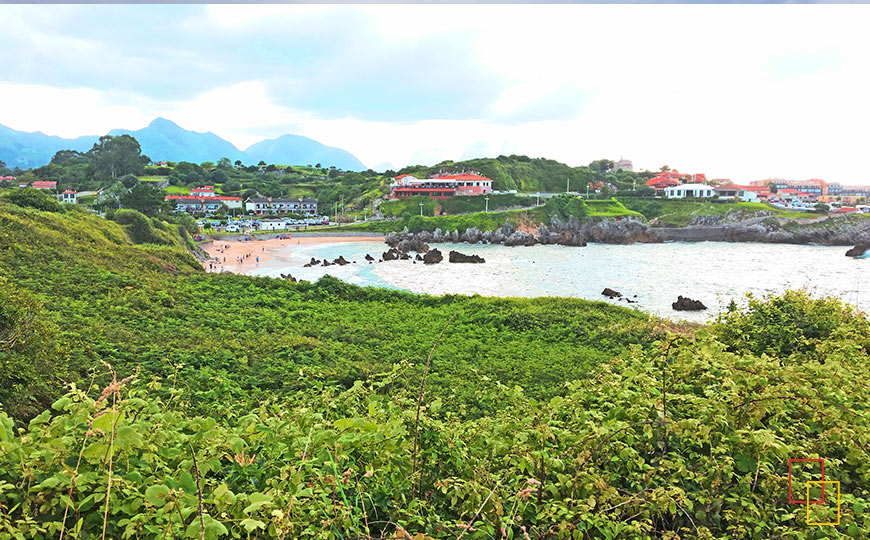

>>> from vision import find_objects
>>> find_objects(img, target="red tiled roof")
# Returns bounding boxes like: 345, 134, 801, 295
32, 181, 57, 188
62, 190, 76, 194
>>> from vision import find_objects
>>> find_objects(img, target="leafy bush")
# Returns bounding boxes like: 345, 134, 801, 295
113, 209, 167, 245
712, 289, 870, 360
2, 187, 66, 213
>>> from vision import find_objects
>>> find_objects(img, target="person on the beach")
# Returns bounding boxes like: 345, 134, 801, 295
256, 256, 259, 265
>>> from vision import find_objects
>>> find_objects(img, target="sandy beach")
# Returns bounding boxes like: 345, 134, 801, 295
201, 235, 385, 274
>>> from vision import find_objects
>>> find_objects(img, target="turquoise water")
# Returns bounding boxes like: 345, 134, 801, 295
248, 241, 868, 322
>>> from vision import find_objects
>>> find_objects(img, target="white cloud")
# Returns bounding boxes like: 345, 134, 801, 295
5, 4, 870, 183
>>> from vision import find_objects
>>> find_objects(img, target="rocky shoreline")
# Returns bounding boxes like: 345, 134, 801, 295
385, 214, 870, 249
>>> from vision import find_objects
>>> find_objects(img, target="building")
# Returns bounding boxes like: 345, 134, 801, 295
713, 184, 759, 202
750, 178, 828, 197
615, 159, 633, 172
664, 184, 716, 199
646, 170, 707, 193
0, 176, 15, 184
61, 190, 77, 204
164, 185, 243, 214
32, 181, 57, 190
388, 172, 493, 199
778, 189, 816, 202
245, 197, 318, 215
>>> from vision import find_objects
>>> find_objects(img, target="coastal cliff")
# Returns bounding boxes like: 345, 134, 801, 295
386, 214, 870, 248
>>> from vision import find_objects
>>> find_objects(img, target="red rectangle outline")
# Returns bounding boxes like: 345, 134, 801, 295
789, 459, 825, 504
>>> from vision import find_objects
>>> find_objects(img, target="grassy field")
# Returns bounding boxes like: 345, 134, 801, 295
138, 175, 169, 182
2, 193, 870, 539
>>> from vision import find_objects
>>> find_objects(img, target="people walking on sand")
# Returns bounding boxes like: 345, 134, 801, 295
256, 256, 259, 265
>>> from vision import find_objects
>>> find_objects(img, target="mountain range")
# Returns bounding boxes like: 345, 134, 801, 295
0, 118, 366, 171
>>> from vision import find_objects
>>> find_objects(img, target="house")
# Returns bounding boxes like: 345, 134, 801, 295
750, 178, 827, 197
18, 180, 29, 188
713, 184, 759, 202
779, 189, 816, 202
245, 197, 318, 215
32, 181, 57, 190
388, 172, 493, 199
0, 176, 15, 184
61, 190, 77, 204
615, 159, 633, 172
164, 185, 243, 214
664, 184, 716, 199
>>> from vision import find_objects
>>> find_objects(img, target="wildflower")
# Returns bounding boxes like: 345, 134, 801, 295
232, 450, 256, 467
526, 478, 541, 486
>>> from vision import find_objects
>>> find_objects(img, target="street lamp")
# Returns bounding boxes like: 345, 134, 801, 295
566, 177, 570, 194
419, 202, 424, 216
485, 196, 490, 213
535, 193, 540, 206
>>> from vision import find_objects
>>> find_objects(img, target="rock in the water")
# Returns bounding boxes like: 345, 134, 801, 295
322, 260, 332, 267
365, 254, 375, 261
333, 256, 350, 266
846, 244, 869, 257
423, 248, 443, 264
448, 250, 485, 263
602, 288, 622, 299
415, 254, 423, 261
303, 257, 321, 267
672, 295, 707, 311
382, 248, 402, 261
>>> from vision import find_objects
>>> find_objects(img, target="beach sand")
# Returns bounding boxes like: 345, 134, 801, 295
201, 235, 385, 274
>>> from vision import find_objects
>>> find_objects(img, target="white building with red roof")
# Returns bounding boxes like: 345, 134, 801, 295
389, 172, 493, 199
61, 190, 77, 204
164, 185, 243, 214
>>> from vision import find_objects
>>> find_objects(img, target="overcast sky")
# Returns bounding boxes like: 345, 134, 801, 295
1, 4, 869, 183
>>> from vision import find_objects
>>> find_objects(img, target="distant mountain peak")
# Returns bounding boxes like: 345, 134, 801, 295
148, 117, 181, 130
0, 118, 365, 170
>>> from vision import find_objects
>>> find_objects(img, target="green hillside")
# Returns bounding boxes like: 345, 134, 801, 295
1, 195, 869, 539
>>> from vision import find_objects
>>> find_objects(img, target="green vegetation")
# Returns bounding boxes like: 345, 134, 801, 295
3, 176, 870, 539
353, 197, 640, 235
619, 199, 813, 227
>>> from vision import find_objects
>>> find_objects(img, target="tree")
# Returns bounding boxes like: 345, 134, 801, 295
589, 159, 615, 173
209, 169, 229, 184
120, 183, 165, 216
200, 161, 215, 170
49, 150, 89, 167
217, 157, 233, 170
767, 183, 778, 194
660, 165, 670, 172
813, 202, 830, 214
86, 135, 149, 180
234, 160, 243, 168
119, 174, 139, 189
0, 160, 8, 176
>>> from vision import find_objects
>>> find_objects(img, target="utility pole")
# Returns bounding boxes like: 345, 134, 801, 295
419, 202, 424, 216
485, 196, 490, 213
586, 183, 590, 199
535, 193, 540, 206
566, 177, 570, 194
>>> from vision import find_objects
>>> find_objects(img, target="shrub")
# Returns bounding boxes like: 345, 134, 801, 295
113, 208, 161, 244
2, 188, 65, 213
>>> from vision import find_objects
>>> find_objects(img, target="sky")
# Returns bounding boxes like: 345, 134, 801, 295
1, 4, 869, 183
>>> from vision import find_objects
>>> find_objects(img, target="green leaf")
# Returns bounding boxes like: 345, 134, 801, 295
145, 485, 171, 507
185, 514, 228, 540
243, 492, 273, 514
240, 518, 266, 533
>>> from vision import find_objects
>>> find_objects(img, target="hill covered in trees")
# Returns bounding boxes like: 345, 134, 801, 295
1, 193, 869, 538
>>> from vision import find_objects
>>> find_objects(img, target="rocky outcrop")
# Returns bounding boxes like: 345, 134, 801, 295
672, 296, 707, 311
423, 249, 443, 264
602, 288, 622, 299
364, 253, 374, 261
303, 257, 321, 267
846, 244, 869, 257
449, 250, 485, 263
381, 213, 870, 250
280, 273, 297, 282
333, 256, 350, 266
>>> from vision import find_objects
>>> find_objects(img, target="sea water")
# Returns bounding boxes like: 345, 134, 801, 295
248, 241, 869, 322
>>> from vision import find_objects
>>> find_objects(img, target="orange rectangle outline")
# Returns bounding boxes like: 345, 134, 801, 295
806, 481, 840, 525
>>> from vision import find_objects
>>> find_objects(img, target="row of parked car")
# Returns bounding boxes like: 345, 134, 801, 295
196, 216, 331, 233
